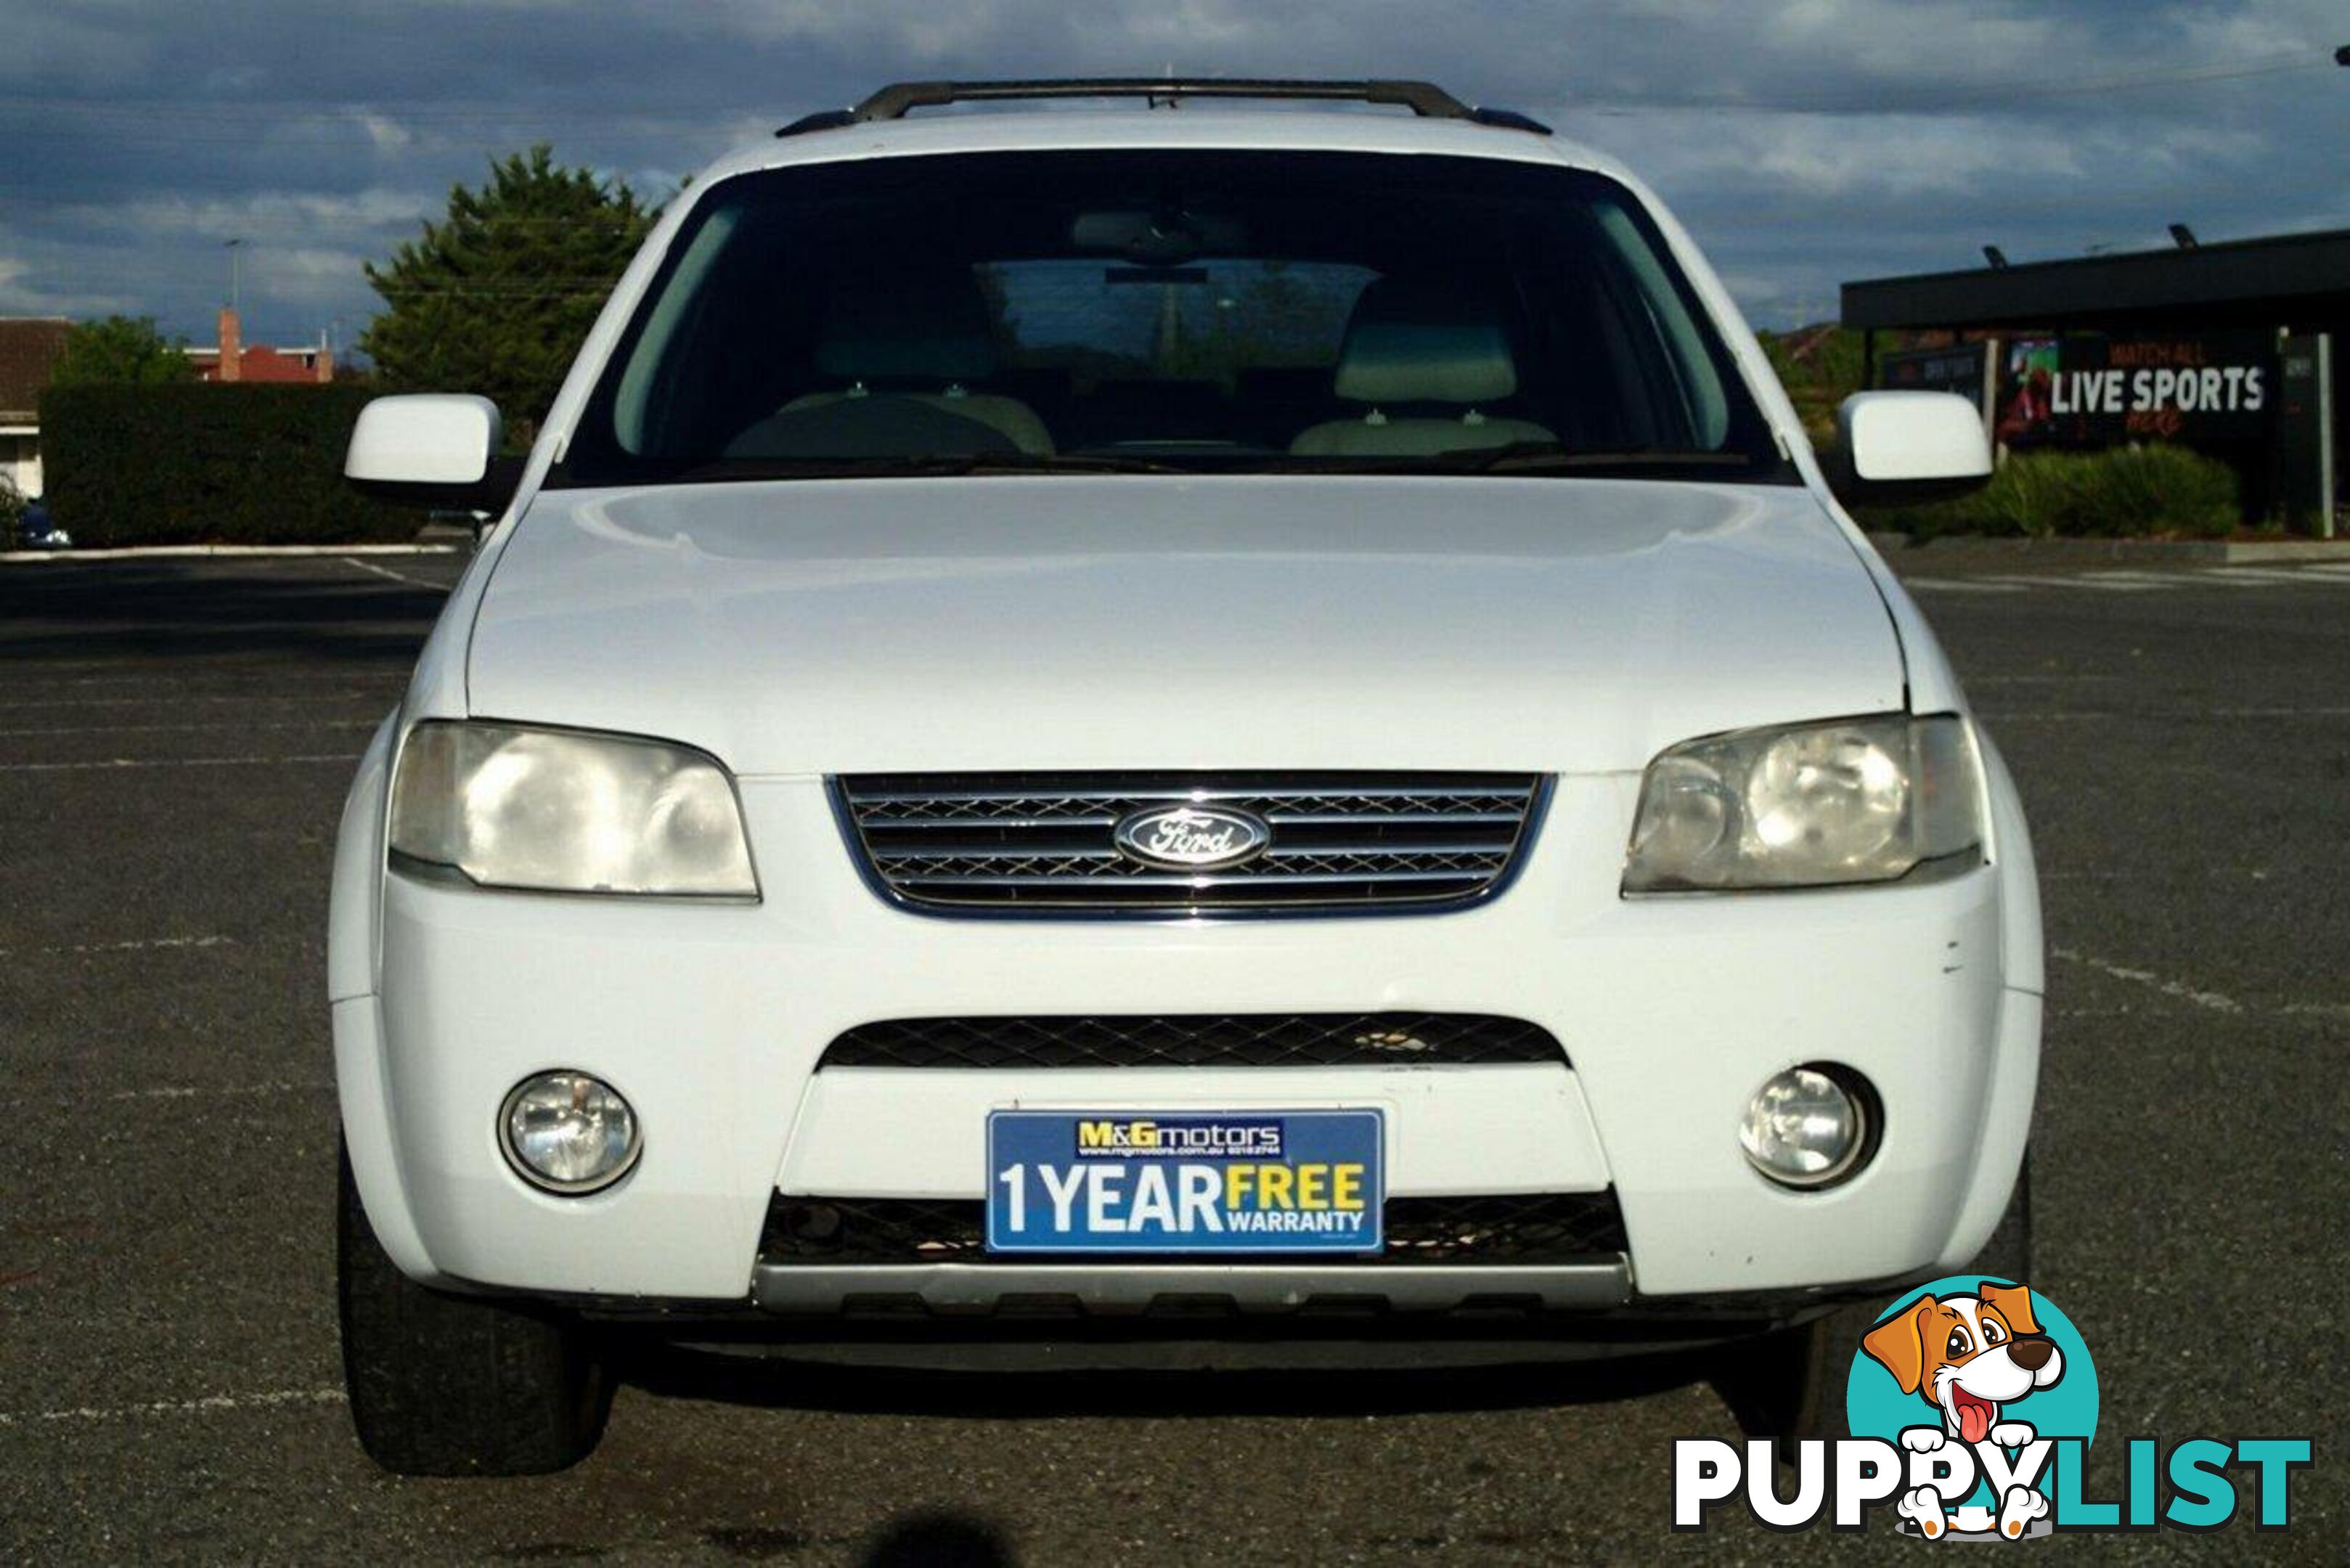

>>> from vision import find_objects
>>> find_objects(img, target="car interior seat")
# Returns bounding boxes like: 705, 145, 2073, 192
1289, 279, 1556, 458
733, 267, 1054, 457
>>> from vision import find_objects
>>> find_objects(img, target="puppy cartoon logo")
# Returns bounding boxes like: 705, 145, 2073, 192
1861, 1283, 2067, 1540
1676, 1273, 2310, 1537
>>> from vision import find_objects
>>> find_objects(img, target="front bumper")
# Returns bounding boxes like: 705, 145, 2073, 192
337, 772, 2039, 1307
751, 1259, 1630, 1315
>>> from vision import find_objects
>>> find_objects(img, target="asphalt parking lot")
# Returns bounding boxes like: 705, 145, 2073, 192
1, 548, 2342, 1561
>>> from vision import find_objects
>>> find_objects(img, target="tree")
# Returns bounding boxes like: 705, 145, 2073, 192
49, 315, 194, 386
1161, 262, 1358, 383
359, 145, 654, 439
1759, 324, 1867, 443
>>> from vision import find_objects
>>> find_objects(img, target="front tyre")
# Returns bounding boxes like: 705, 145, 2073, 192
338, 1141, 612, 1475
1725, 1153, 2033, 1452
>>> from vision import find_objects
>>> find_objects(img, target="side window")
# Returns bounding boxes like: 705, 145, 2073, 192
1591, 201, 1732, 449
613, 203, 743, 454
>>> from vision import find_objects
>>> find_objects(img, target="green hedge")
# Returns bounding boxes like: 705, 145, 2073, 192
1854, 444, 2242, 540
38, 383, 418, 547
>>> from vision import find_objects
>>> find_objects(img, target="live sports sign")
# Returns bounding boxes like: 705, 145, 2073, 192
1996, 331, 2274, 446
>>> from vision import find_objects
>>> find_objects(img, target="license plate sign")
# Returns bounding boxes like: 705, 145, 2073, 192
986, 1109, 1384, 1254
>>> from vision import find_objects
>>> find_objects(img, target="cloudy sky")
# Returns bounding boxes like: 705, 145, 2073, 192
2, 0, 2343, 354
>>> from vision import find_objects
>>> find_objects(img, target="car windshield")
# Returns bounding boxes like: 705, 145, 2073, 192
555, 150, 1790, 486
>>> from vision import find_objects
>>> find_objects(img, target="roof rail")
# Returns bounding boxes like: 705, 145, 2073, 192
777, 78, 1551, 136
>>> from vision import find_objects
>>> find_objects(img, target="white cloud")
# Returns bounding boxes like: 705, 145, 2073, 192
2173, 0, 2344, 59
1753, 0, 2057, 81
0, 252, 136, 319
354, 111, 414, 152
0, 7, 156, 89
77, 188, 437, 240
1608, 109, 2086, 201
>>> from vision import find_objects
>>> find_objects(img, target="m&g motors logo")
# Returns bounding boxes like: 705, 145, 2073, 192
1074, 1118, 1283, 1159
1674, 1276, 2312, 1538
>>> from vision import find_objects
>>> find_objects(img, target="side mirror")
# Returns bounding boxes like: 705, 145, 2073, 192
1832, 391, 1993, 505
345, 394, 521, 513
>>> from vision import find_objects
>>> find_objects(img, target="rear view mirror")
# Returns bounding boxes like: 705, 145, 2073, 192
1833, 391, 1993, 505
345, 394, 520, 513
1069, 208, 1247, 263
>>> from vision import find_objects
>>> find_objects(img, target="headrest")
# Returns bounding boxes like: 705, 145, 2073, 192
812, 268, 998, 384
1332, 279, 1517, 404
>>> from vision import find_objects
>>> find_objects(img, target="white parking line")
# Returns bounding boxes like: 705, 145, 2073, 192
0, 753, 361, 773
2052, 947, 2242, 1013
2193, 571, 2304, 587
1901, 577, 2028, 594
0, 934, 234, 959
2042, 868, 2274, 883
1981, 706, 2350, 722
2203, 568, 2339, 583
0, 719, 378, 738
0, 747, 362, 771
1971, 574, 2112, 589
25, 672, 399, 690
3, 542, 455, 562
340, 555, 450, 589
1976, 710, 2120, 721
2211, 706, 2350, 718
0, 1387, 345, 1429
2061, 573, 2175, 592
105, 1080, 327, 1103
0, 692, 396, 711
1905, 565, 2350, 594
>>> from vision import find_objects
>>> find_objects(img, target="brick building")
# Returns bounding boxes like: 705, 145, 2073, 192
188, 307, 335, 385
0, 316, 73, 499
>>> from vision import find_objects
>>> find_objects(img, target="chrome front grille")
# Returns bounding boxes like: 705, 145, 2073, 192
833, 772, 1547, 913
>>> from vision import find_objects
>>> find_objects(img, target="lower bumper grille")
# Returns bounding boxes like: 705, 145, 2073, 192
762, 1193, 1628, 1267
820, 1013, 1567, 1070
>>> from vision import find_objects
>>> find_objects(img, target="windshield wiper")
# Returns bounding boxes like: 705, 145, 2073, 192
658, 445, 1769, 484
1448, 444, 1761, 474
965, 453, 1195, 475
1256, 441, 1771, 478
669, 452, 1191, 483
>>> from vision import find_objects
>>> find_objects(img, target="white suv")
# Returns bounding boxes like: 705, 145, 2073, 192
332, 79, 2039, 1475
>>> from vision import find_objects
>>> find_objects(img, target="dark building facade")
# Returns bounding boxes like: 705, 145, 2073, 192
1843, 227, 2347, 529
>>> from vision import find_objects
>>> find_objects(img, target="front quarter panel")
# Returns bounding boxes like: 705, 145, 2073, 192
330, 711, 448, 1283
1982, 732, 2044, 996
327, 713, 396, 1004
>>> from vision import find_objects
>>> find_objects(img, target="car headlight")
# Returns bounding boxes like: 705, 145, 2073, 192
1623, 714, 1981, 892
388, 720, 757, 897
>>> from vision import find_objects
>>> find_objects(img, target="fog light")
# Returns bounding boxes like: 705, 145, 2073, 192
499, 1071, 641, 1195
1741, 1065, 1873, 1189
